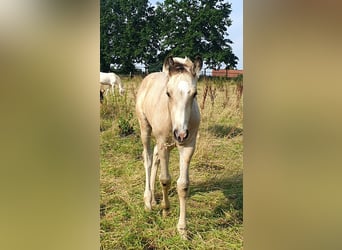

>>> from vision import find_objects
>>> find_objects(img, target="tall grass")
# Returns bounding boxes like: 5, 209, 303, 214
100, 75, 243, 249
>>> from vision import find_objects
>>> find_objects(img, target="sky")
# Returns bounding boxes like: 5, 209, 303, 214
228, 0, 243, 69
150, 0, 243, 69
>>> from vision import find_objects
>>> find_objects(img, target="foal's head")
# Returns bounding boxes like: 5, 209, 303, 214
163, 56, 203, 144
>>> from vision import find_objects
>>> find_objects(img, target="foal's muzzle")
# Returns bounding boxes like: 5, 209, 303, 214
173, 129, 189, 143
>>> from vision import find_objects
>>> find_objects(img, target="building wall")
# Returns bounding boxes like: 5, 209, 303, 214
211, 69, 243, 78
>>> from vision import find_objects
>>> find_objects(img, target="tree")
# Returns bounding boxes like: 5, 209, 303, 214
100, 0, 114, 72
100, 0, 159, 73
156, 0, 238, 69
100, 0, 238, 73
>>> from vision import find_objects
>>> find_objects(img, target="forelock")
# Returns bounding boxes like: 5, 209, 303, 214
168, 57, 193, 76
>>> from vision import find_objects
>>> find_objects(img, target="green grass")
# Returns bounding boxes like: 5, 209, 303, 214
100, 76, 243, 249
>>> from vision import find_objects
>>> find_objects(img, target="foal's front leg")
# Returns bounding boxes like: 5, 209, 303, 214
177, 145, 195, 239
158, 143, 171, 217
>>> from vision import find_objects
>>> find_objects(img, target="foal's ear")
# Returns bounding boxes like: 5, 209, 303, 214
162, 56, 174, 74
191, 56, 203, 77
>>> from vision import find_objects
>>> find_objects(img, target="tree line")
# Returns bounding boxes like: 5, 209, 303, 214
100, 0, 238, 74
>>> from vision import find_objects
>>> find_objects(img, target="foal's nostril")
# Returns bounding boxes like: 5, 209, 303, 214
173, 130, 178, 140
174, 129, 189, 142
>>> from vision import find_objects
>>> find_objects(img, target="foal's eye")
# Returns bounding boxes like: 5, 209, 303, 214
166, 91, 171, 97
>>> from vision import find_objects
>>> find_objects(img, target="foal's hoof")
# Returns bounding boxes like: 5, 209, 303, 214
162, 209, 170, 217
144, 204, 152, 211
144, 201, 152, 211
144, 197, 152, 211
177, 227, 188, 240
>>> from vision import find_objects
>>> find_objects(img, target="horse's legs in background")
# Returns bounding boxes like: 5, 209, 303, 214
139, 120, 153, 210
117, 79, 125, 95
104, 86, 111, 96
158, 143, 171, 216
100, 89, 104, 104
176, 145, 195, 239
111, 83, 115, 95
150, 145, 159, 206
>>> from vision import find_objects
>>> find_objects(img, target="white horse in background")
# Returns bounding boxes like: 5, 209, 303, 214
100, 72, 125, 96
136, 56, 202, 239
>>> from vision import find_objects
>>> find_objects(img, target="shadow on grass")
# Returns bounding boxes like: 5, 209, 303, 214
208, 125, 243, 138
190, 173, 243, 223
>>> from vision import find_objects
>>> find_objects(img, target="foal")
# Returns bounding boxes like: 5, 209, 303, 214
136, 56, 202, 238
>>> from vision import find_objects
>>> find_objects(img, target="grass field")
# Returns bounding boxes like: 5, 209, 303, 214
100, 75, 243, 249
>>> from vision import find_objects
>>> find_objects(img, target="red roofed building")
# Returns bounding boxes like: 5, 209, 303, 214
211, 69, 243, 78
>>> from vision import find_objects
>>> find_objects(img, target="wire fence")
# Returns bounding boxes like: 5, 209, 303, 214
108, 65, 243, 80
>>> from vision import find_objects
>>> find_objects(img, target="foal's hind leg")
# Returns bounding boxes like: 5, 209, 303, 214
150, 145, 159, 206
139, 120, 153, 210
150, 145, 160, 206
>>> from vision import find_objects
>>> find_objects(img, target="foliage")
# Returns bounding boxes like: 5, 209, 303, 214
156, 0, 238, 69
100, 0, 158, 73
117, 113, 135, 137
100, 0, 238, 73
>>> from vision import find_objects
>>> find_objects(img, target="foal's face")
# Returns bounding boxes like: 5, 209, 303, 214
164, 56, 203, 144
166, 73, 198, 143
